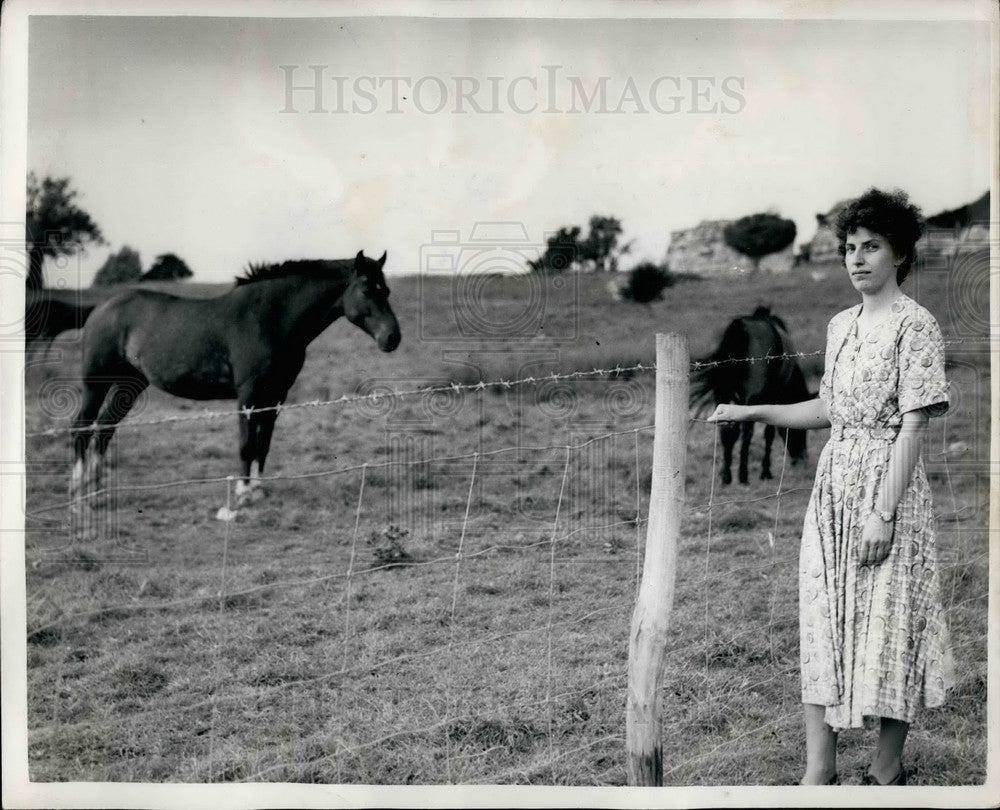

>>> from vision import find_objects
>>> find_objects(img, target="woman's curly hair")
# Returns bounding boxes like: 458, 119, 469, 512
835, 188, 926, 284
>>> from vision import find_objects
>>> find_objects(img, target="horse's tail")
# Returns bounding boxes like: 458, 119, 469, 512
689, 359, 718, 417
689, 317, 750, 417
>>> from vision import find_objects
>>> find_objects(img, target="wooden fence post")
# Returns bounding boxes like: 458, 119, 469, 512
626, 332, 687, 786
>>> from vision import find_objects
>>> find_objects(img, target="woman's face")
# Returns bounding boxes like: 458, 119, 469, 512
843, 226, 900, 296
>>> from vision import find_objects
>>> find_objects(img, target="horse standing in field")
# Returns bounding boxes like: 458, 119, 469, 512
691, 306, 812, 485
70, 251, 400, 523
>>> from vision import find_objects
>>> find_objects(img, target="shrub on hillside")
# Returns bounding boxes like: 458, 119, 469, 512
618, 261, 673, 303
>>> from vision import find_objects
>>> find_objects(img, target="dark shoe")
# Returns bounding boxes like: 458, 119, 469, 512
796, 772, 839, 785
862, 766, 906, 785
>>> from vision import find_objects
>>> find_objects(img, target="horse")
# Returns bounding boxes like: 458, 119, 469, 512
25, 293, 97, 359
70, 251, 400, 524
691, 306, 811, 485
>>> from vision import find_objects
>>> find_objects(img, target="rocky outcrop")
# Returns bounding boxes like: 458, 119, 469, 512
807, 200, 851, 265
666, 220, 794, 276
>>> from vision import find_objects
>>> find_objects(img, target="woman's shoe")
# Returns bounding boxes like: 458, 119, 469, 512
797, 772, 839, 785
862, 766, 906, 785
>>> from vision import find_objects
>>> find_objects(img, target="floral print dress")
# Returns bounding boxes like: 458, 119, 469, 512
799, 295, 952, 730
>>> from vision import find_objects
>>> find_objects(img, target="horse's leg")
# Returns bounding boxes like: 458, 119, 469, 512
720, 421, 739, 485
236, 407, 256, 506
250, 408, 280, 501
738, 421, 753, 485
761, 424, 775, 480
87, 376, 149, 506
216, 407, 255, 521
70, 379, 113, 510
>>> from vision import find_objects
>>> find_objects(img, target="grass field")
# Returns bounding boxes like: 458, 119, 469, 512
21, 255, 990, 785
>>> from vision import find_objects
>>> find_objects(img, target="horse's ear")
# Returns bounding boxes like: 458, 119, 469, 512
355, 250, 365, 263
377, 251, 387, 268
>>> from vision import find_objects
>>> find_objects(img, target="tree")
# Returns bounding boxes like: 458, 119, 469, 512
582, 216, 629, 271
141, 253, 193, 281
93, 246, 142, 286
25, 172, 106, 292
527, 226, 582, 274
723, 212, 797, 273
528, 216, 633, 274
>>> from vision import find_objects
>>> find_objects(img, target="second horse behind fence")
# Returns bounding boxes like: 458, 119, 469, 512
691, 306, 813, 485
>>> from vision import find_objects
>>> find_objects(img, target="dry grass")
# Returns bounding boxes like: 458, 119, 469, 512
22, 258, 989, 785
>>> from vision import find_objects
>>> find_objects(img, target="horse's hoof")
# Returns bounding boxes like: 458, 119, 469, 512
249, 486, 265, 503
761, 470, 773, 480
216, 506, 239, 522
71, 510, 99, 541
721, 471, 732, 486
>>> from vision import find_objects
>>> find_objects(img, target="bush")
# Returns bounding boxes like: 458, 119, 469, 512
619, 262, 673, 303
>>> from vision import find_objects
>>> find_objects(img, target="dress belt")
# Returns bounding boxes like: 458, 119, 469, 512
829, 424, 899, 441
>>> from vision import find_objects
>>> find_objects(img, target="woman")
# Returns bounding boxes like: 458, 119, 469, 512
708, 188, 952, 786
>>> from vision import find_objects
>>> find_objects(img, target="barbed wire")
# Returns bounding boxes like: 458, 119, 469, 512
24, 363, 659, 439
22, 349, 824, 440
25, 337, 985, 439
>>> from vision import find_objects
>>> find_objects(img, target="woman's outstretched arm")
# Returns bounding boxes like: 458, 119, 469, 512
706, 397, 830, 430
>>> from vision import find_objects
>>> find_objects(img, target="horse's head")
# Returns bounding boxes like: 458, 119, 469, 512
344, 251, 401, 352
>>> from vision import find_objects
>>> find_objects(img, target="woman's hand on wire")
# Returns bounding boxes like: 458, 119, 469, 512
859, 512, 895, 565
707, 404, 748, 423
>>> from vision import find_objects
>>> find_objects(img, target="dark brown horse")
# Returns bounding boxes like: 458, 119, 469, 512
691, 306, 811, 485
71, 251, 400, 521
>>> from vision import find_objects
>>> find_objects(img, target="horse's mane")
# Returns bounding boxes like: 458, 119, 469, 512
236, 259, 355, 286
749, 304, 788, 333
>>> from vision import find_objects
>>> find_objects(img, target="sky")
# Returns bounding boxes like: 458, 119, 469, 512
23, 7, 995, 286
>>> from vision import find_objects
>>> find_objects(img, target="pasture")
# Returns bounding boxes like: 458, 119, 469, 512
21, 257, 989, 785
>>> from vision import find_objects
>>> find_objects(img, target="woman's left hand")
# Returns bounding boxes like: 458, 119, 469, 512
858, 512, 895, 565
707, 404, 748, 423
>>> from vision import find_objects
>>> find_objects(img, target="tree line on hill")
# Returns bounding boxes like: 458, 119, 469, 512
22, 170, 990, 299
528, 211, 797, 301
25, 172, 192, 291
92, 246, 193, 286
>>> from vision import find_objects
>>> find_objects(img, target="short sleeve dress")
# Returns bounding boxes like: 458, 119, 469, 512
799, 295, 953, 730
